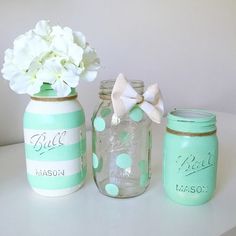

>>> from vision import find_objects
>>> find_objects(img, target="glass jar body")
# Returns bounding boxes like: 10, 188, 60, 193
92, 99, 152, 198
163, 109, 218, 205
24, 96, 87, 197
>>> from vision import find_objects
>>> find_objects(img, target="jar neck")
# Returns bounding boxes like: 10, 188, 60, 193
99, 80, 144, 100
167, 109, 216, 134
31, 83, 77, 101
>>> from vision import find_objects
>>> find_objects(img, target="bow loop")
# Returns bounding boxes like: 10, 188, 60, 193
111, 74, 164, 124
143, 84, 160, 104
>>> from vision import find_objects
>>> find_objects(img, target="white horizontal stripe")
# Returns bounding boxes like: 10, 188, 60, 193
26, 158, 83, 176
26, 100, 82, 114
32, 184, 82, 197
24, 127, 85, 146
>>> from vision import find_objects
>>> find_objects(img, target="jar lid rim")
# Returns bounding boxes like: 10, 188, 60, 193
168, 109, 216, 123
167, 109, 216, 133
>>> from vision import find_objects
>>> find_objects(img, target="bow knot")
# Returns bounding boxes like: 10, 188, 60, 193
111, 74, 164, 124
137, 95, 144, 105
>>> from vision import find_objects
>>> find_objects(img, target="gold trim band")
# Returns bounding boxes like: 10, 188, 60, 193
166, 127, 216, 137
99, 94, 111, 100
31, 95, 77, 102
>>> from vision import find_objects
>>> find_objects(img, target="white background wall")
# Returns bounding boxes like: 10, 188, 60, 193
0, 0, 235, 145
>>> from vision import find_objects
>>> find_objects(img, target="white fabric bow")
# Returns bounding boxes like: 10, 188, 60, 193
111, 74, 164, 124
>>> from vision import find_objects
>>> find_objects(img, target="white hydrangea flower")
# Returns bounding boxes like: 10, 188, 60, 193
1, 20, 100, 97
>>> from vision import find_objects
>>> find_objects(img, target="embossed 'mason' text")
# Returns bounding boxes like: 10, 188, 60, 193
35, 169, 65, 176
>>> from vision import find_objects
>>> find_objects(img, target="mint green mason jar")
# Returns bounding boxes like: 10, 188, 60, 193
23, 84, 87, 197
163, 109, 218, 205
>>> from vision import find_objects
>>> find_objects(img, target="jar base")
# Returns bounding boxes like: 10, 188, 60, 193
96, 178, 149, 199
32, 183, 85, 197
165, 191, 214, 206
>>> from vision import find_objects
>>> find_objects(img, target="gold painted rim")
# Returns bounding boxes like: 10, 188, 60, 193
31, 95, 77, 102
166, 127, 216, 137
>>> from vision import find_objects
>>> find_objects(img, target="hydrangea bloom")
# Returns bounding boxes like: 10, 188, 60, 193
1, 20, 100, 96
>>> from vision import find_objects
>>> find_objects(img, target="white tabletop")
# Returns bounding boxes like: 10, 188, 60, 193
0, 111, 236, 236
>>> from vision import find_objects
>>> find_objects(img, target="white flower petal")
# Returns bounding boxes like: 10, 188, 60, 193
13, 32, 49, 70
13, 30, 33, 51
37, 69, 54, 83
37, 59, 63, 83
64, 63, 82, 75
44, 59, 63, 74
1, 63, 20, 80
28, 59, 41, 72
51, 26, 63, 36
9, 73, 29, 94
34, 20, 51, 37
4, 49, 14, 63
83, 46, 100, 69
13, 47, 34, 70
63, 27, 74, 41
61, 70, 79, 87
27, 79, 43, 95
52, 80, 71, 97
28, 34, 49, 57
51, 36, 68, 54
80, 70, 98, 82
73, 31, 86, 48
51, 26, 73, 42
79, 46, 100, 81
68, 43, 83, 65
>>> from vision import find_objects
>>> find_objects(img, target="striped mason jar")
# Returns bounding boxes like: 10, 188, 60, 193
23, 84, 87, 197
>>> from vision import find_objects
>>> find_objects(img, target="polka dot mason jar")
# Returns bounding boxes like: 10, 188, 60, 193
92, 80, 152, 198
24, 84, 87, 197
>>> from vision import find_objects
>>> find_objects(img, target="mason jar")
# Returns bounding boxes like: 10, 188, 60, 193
92, 80, 152, 198
163, 109, 218, 205
24, 84, 87, 197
